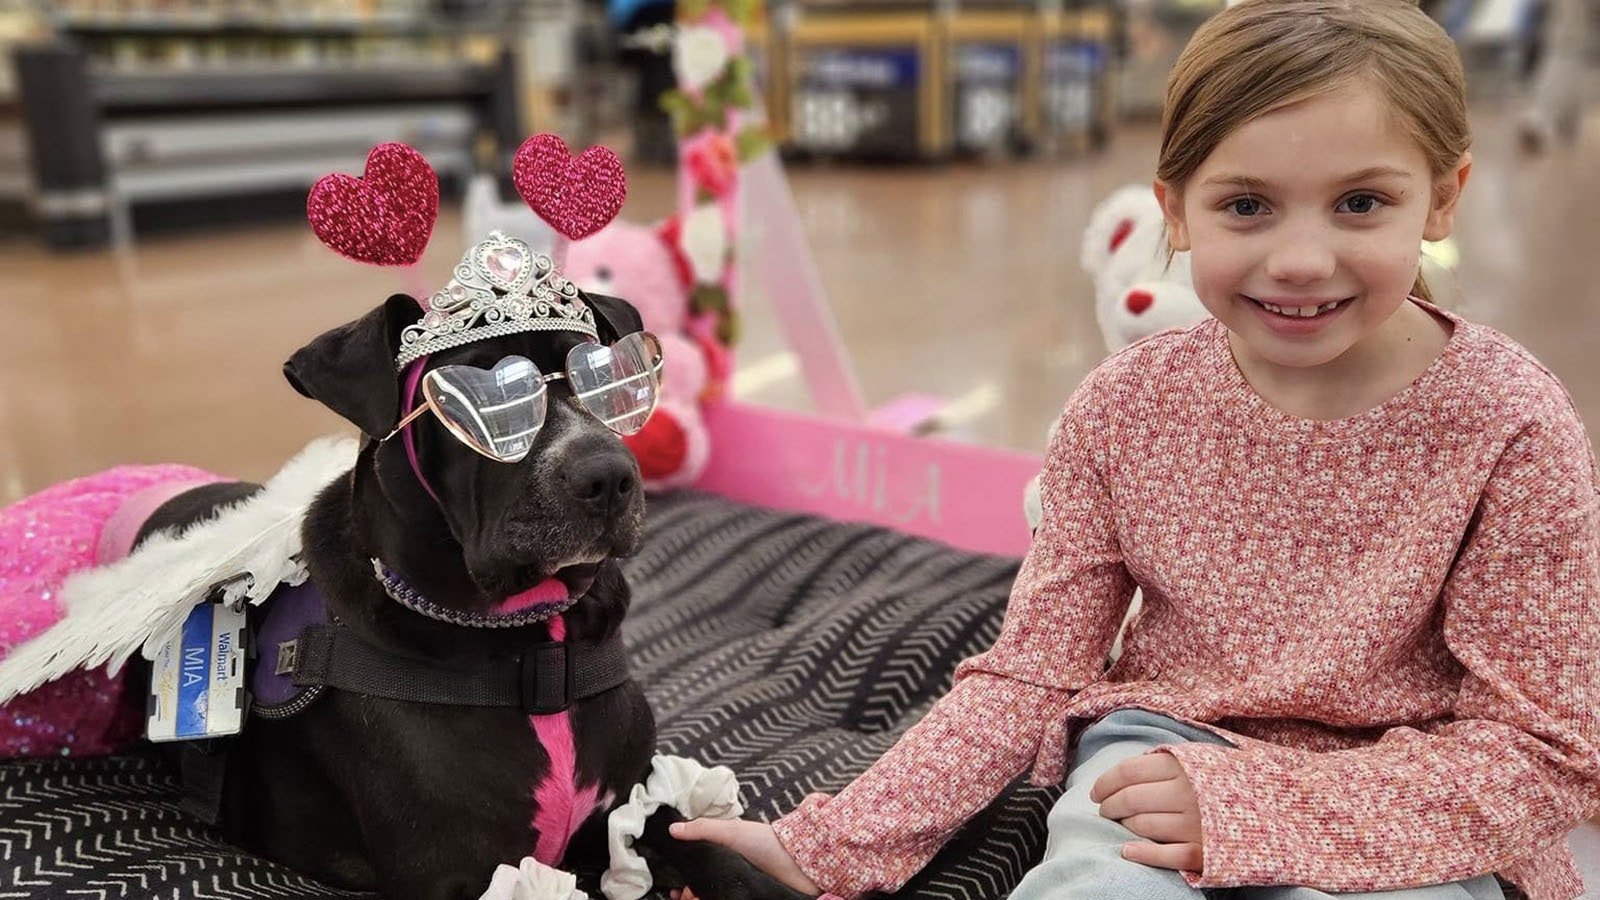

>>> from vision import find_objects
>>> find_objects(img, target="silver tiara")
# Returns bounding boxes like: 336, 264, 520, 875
395, 231, 598, 369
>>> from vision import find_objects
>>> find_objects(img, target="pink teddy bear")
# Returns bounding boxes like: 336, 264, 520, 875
565, 218, 721, 490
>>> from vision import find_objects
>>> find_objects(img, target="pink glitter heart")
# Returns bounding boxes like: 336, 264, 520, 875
512, 134, 627, 241
307, 143, 438, 266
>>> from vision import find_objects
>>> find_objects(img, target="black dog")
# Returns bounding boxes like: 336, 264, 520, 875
130, 291, 810, 900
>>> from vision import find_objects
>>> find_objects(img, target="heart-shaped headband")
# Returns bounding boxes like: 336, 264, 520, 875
307, 135, 630, 367
307, 134, 628, 267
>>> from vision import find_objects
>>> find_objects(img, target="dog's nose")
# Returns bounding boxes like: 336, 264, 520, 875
563, 452, 637, 514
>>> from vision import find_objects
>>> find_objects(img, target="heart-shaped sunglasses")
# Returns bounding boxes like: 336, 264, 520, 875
383, 331, 664, 463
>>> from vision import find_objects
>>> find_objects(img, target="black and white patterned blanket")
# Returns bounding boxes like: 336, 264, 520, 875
1, 491, 1059, 899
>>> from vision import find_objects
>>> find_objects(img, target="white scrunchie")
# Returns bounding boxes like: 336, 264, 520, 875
475, 755, 743, 900
601, 754, 746, 900
479, 857, 589, 900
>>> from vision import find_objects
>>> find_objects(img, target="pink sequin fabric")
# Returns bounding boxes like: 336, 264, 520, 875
773, 303, 1600, 900
512, 134, 627, 241
306, 142, 439, 266
1, 465, 222, 757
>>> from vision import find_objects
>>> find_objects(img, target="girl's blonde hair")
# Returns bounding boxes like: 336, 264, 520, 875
1158, 0, 1470, 303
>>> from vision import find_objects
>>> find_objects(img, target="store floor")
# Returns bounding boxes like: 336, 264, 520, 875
1, 112, 1596, 503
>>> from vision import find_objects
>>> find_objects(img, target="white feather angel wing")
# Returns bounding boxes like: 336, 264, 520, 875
0, 437, 357, 705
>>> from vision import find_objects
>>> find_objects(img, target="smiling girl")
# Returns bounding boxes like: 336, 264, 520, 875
670, 2, 1600, 897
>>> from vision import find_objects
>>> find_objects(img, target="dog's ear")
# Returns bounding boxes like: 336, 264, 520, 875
582, 292, 645, 344
284, 293, 422, 438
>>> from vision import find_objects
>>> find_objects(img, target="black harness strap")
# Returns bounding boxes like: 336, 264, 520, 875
289, 626, 631, 716
180, 580, 632, 827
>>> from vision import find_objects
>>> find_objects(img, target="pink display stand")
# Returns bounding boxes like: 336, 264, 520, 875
737, 153, 948, 435
671, 2, 1041, 559
695, 400, 1040, 558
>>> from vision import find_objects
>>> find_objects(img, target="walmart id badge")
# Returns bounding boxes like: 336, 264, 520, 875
147, 601, 249, 743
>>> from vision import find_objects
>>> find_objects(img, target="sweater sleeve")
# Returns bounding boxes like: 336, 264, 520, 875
1164, 403, 1600, 892
771, 376, 1137, 899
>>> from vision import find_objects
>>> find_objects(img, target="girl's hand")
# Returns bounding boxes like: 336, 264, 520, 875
1090, 753, 1205, 873
666, 818, 822, 900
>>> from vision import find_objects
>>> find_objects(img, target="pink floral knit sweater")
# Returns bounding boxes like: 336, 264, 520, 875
773, 305, 1600, 900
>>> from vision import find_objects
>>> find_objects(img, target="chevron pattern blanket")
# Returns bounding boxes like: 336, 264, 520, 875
1, 491, 1060, 899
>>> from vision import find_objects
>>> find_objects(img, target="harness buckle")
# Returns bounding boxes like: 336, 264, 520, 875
520, 642, 572, 715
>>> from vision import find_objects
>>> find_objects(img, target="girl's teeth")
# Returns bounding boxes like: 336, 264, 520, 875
1259, 300, 1343, 317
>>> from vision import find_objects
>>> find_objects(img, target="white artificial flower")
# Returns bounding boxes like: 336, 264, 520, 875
681, 204, 728, 284
673, 26, 730, 91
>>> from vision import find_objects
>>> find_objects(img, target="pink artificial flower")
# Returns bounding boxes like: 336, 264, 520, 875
684, 131, 739, 198
700, 7, 746, 57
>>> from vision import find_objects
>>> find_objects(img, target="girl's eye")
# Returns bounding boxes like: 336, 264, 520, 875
1338, 193, 1385, 214
1228, 197, 1264, 217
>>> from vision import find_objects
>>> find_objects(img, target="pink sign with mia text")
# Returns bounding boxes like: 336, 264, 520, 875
694, 400, 1040, 559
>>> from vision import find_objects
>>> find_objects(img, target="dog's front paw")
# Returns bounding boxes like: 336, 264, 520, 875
639, 809, 815, 900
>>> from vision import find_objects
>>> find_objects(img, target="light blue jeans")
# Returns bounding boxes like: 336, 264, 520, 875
1009, 709, 1506, 900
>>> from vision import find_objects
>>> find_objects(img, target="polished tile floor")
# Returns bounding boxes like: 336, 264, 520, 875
1, 108, 1597, 503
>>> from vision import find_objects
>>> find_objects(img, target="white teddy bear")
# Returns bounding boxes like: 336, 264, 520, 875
1024, 185, 1208, 531
1081, 184, 1210, 355
1025, 184, 1221, 663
